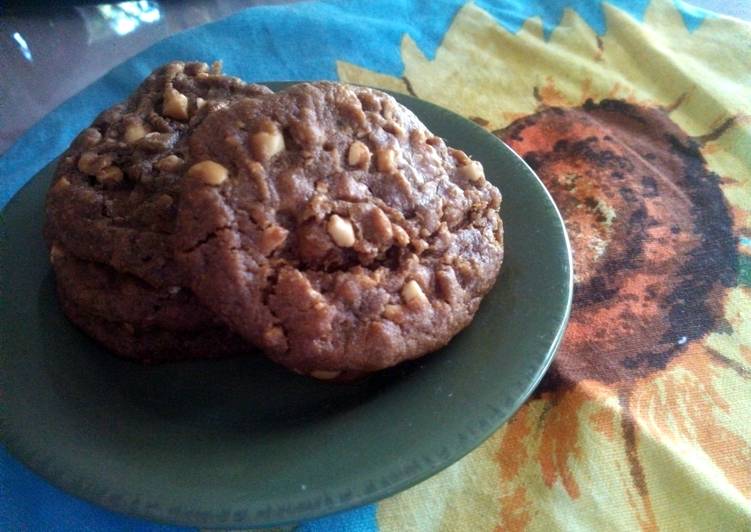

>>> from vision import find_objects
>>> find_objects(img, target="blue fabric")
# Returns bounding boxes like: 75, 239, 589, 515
297, 505, 378, 532
0, 1, 709, 530
0, 448, 180, 532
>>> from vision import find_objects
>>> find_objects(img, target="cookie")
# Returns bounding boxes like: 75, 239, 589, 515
57, 294, 252, 363
49, 242, 218, 332
44, 61, 272, 288
50, 242, 253, 362
176, 82, 503, 376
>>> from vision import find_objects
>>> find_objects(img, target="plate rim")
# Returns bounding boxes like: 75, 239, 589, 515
0, 84, 573, 528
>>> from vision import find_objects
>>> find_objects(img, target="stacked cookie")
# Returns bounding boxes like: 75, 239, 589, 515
44, 62, 266, 362
45, 63, 503, 378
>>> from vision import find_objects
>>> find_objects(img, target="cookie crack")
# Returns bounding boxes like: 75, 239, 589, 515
182, 225, 233, 254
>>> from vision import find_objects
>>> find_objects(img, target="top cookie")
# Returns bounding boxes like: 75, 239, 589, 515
176, 82, 503, 375
44, 61, 272, 288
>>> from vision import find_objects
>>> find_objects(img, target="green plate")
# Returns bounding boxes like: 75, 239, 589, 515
0, 86, 572, 528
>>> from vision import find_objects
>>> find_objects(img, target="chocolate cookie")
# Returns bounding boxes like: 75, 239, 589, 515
176, 82, 503, 376
44, 61, 272, 288
50, 242, 253, 362
50, 242, 217, 332
58, 295, 251, 363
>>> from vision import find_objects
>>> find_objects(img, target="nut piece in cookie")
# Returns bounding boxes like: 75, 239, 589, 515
376, 147, 398, 174
327, 214, 356, 247
250, 120, 285, 161
188, 160, 229, 185
348, 141, 371, 168
163, 87, 189, 120
401, 280, 428, 308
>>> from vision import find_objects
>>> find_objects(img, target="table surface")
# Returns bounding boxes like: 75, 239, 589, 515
0, 0, 749, 156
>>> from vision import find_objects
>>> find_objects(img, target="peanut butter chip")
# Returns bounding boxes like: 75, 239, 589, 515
124, 121, 148, 143
449, 147, 471, 165
348, 141, 371, 168
459, 161, 485, 182
95, 166, 124, 184
392, 224, 410, 247
376, 147, 398, 174
384, 120, 405, 138
163, 87, 189, 120
53, 176, 71, 191
261, 225, 289, 254
410, 128, 427, 144
413, 238, 429, 254
368, 207, 393, 243
165, 62, 185, 79
402, 280, 428, 307
383, 304, 405, 323
188, 160, 229, 186
310, 370, 341, 380
156, 154, 184, 173
250, 122, 285, 161
81, 128, 102, 147
263, 326, 286, 347
327, 214, 356, 247
77, 151, 110, 175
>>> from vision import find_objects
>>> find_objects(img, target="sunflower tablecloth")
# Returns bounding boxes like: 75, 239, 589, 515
1, 0, 750, 530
